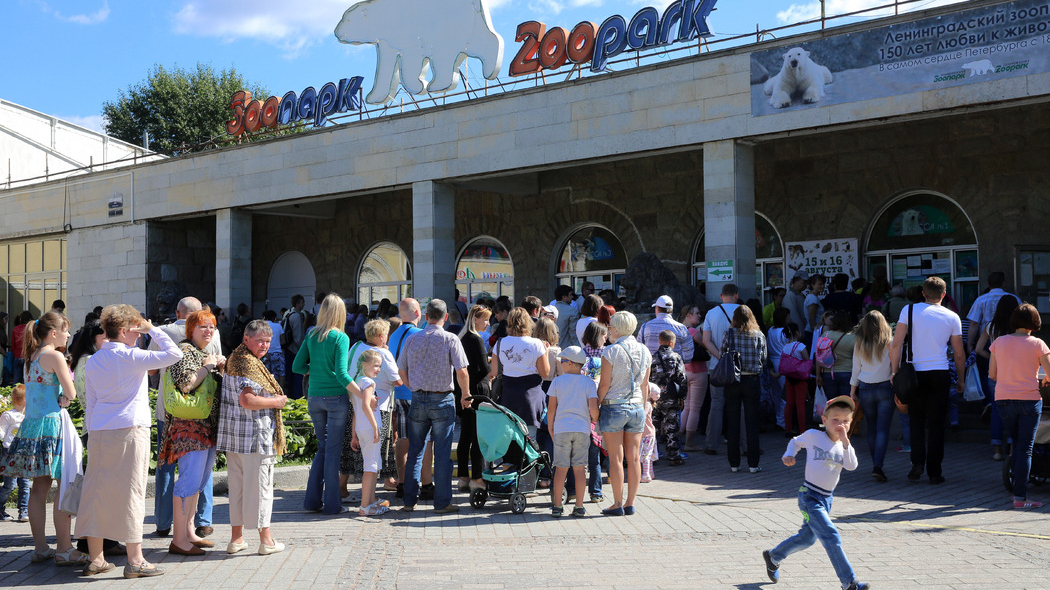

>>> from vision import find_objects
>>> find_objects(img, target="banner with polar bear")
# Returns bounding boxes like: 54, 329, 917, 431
749, 0, 1050, 116
786, 238, 859, 282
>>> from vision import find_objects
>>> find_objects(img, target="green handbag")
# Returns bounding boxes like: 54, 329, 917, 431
163, 369, 217, 420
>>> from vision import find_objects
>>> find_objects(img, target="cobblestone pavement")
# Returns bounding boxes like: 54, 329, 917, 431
2, 432, 1048, 589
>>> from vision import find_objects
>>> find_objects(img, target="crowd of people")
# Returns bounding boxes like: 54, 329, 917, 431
0, 269, 1047, 583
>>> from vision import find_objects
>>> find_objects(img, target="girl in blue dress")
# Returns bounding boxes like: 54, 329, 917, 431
0, 311, 87, 566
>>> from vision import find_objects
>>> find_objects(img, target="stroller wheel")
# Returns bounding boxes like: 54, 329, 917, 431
470, 488, 488, 509
510, 493, 527, 515
1003, 454, 1014, 494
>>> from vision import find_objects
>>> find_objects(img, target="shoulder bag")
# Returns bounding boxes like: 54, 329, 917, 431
163, 368, 219, 420
893, 304, 920, 410
710, 327, 742, 387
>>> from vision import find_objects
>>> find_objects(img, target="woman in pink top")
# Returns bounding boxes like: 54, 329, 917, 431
677, 305, 708, 451
988, 304, 1050, 509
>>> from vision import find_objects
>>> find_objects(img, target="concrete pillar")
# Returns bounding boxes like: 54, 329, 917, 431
216, 208, 253, 313
411, 181, 456, 304
703, 140, 757, 303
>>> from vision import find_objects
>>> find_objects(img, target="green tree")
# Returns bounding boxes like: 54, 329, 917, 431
102, 63, 268, 153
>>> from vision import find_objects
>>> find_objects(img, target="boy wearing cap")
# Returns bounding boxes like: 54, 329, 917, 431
547, 346, 599, 518
762, 395, 870, 590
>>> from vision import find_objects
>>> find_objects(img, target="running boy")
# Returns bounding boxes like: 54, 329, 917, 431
548, 346, 599, 518
762, 395, 870, 590
351, 350, 388, 516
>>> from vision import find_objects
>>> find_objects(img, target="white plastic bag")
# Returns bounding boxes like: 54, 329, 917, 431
813, 385, 828, 421
963, 362, 985, 402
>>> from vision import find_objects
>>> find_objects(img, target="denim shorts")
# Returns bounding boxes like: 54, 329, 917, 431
598, 403, 644, 434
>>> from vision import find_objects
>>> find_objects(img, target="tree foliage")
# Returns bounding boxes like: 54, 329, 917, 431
102, 63, 268, 153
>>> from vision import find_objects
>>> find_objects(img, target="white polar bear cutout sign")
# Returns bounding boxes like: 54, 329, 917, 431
763, 47, 833, 109
335, 0, 504, 105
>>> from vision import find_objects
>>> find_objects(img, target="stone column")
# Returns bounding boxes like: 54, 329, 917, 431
411, 181, 456, 304
703, 140, 757, 303
216, 208, 253, 313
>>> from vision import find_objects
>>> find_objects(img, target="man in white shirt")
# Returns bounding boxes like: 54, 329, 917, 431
148, 296, 222, 538
890, 276, 965, 485
701, 284, 742, 455
552, 285, 579, 349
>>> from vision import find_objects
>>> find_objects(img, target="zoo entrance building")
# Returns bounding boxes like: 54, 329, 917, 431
2, 0, 1049, 325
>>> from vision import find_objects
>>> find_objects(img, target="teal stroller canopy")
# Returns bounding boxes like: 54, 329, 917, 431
475, 402, 540, 465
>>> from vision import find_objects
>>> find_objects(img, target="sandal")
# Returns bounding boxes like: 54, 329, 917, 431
31, 548, 56, 563
55, 548, 90, 567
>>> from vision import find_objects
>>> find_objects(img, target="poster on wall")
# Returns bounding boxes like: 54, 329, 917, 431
750, 0, 1050, 116
786, 238, 859, 280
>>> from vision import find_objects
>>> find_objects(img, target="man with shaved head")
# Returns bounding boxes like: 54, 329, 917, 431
150, 296, 223, 538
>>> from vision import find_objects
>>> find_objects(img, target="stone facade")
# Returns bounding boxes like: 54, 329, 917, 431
146, 217, 216, 319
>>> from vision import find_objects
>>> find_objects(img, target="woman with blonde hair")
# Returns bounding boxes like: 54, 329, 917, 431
597, 311, 651, 516
721, 306, 767, 474
456, 305, 492, 490
77, 305, 182, 578
487, 308, 549, 437
849, 310, 894, 482
293, 294, 361, 515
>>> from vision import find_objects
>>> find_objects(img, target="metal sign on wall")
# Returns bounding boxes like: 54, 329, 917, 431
750, 0, 1050, 115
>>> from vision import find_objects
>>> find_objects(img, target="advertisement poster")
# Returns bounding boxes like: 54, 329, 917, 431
750, 0, 1050, 115
786, 238, 859, 279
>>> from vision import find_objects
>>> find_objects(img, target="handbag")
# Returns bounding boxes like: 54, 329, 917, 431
58, 473, 83, 516
893, 304, 920, 407
163, 369, 218, 420
779, 342, 814, 380
710, 328, 742, 387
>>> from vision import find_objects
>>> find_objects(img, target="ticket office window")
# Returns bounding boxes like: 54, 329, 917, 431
457, 237, 514, 303
556, 227, 627, 297
358, 243, 412, 306
866, 193, 978, 313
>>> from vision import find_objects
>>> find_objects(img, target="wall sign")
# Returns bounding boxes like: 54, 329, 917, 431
750, 0, 1050, 115
707, 259, 734, 282
510, 0, 718, 76
786, 238, 859, 279
226, 77, 364, 136
334, 0, 505, 105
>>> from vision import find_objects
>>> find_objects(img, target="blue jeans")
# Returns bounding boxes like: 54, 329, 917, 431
173, 448, 217, 498
155, 420, 212, 530
998, 399, 1043, 500
405, 391, 456, 509
770, 488, 858, 588
0, 472, 30, 518
821, 372, 852, 400
857, 381, 895, 470
306, 395, 350, 514
565, 436, 602, 497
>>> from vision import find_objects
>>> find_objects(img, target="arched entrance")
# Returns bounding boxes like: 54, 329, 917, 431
865, 191, 979, 310
457, 236, 514, 303
267, 251, 316, 312
358, 242, 412, 305
556, 225, 628, 296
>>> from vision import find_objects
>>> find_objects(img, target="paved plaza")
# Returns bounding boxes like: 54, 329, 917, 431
2, 430, 1047, 589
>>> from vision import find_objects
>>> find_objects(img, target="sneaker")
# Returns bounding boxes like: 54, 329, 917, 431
551, 506, 564, 518
571, 507, 587, 518
668, 457, 685, 467
730, 466, 740, 473
0, 513, 10, 522
589, 494, 604, 503
1014, 499, 1042, 509
400, 504, 415, 512
762, 550, 779, 583
992, 451, 1004, 461
907, 465, 923, 481
872, 467, 887, 482
123, 562, 165, 579
845, 582, 870, 590
896, 445, 911, 453
16, 512, 29, 523
749, 467, 762, 474
419, 483, 436, 501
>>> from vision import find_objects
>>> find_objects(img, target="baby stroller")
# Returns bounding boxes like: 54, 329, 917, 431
469, 395, 552, 514
1002, 412, 1050, 492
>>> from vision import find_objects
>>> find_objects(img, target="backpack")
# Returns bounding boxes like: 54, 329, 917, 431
582, 352, 602, 383
814, 331, 844, 371
280, 310, 304, 349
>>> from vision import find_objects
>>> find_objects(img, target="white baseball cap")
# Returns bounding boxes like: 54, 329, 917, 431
542, 305, 559, 320
652, 295, 674, 309
558, 346, 587, 365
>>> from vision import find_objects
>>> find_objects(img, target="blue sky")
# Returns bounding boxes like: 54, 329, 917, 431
1, 0, 965, 134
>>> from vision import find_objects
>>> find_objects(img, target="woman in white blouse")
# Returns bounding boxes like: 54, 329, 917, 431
76, 305, 182, 578
849, 310, 894, 483
487, 308, 549, 438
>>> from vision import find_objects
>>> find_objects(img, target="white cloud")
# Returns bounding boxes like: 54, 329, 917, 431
777, 0, 969, 24
528, 0, 566, 15
59, 114, 106, 133
37, 0, 110, 25
173, 0, 350, 54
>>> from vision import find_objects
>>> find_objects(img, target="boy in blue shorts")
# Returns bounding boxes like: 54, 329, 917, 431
763, 395, 870, 590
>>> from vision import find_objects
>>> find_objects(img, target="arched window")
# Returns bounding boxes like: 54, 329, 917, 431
556, 225, 628, 296
865, 192, 978, 311
358, 242, 412, 306
693, 213, 785, 303
456, 236, 514, 303
268, 251, 316, 311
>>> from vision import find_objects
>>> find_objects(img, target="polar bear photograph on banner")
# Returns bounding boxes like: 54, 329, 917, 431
763, 47, 834, 109
334, 0, 504, 105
